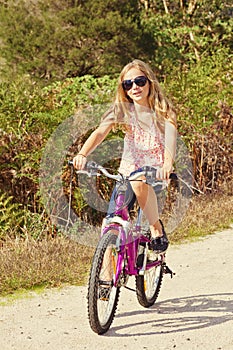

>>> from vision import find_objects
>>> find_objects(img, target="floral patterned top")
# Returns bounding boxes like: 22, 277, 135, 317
119, 110, 165, 176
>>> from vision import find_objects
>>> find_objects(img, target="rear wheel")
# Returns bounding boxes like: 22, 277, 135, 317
87, 231, 120, 334
135, 260, 163, 307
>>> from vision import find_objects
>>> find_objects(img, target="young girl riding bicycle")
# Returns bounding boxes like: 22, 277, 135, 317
73, 59, 177, 253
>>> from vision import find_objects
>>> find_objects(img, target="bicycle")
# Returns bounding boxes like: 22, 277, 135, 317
69, 160, 176, 334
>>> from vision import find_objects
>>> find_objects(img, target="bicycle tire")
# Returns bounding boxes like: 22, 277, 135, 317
135, 262, 163, 307
87, 231, 120, 334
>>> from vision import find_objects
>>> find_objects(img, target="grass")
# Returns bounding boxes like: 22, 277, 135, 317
0, 193, 232, 297
0, 236, 94, 297
0, 285, 46, 306
169, 193, 233, 243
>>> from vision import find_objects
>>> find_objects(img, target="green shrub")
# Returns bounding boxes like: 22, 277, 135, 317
166, 48, 233, 133
0, 192, 24, 238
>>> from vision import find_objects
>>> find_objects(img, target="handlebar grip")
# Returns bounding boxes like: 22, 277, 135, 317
143, 167, 178, 180
169, 173, 178, 181
169, 172, 180, 190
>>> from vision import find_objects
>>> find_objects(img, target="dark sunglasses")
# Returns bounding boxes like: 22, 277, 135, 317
122, 76, 148, 91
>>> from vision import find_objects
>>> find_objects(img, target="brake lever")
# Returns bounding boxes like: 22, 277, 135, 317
86, 161, 99, 171
144, 166, 178, 190
67, 160, 99, 177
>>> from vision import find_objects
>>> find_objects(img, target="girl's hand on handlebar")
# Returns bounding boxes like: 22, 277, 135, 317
72, 154, 87, 170
156, 163, 173, 180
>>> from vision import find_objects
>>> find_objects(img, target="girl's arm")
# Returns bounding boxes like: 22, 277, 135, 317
158, 120, 177, 179
73, 120, 113, 170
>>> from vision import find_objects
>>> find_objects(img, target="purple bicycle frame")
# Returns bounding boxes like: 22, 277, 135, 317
102, 192, 162, 287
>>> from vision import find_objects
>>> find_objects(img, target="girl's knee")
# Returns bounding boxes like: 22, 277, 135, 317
131, 180, 147, 195
131, 175, 147, 191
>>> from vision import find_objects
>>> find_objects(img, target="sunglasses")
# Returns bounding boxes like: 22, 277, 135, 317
122, 76, 148, 91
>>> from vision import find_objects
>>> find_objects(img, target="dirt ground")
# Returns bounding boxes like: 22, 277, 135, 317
0, 227, 233, 350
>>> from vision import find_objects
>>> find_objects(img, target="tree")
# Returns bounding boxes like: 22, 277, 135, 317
0, 0, 232, 82
0, 0, 154, 82
140, 0, 233, 75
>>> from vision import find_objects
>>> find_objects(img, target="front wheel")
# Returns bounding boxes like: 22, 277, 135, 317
87, 231, 120, 334
135, 261, 163, 307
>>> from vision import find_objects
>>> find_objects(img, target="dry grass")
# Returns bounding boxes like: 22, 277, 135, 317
0, 236, 94, 296
170, 193, 233, 243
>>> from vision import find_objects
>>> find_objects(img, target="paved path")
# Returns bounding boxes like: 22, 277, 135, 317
0, 227, 233, 350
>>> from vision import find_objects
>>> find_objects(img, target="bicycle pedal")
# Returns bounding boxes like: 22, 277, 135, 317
163, 264, 175, 278
98, 287, 110, 301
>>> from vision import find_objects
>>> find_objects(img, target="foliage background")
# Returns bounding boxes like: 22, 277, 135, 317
0, 0, 232, 241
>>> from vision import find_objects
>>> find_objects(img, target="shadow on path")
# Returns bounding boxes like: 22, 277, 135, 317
106, 293, 233, 337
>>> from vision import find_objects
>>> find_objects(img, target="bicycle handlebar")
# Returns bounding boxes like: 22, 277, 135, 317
68, 160, 178, 185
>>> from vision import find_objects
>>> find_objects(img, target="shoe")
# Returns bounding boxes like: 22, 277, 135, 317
98, 280, 112, 301
151, 220, 169, 254
98, 286, 111, 301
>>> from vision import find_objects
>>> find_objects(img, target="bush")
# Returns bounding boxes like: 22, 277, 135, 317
166, 48, 233, 132
0, 58, 232, 240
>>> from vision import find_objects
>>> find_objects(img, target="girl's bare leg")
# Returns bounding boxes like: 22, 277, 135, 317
99, 228, 119, 283
131, 179, 163, 238
99, 247, 113, 283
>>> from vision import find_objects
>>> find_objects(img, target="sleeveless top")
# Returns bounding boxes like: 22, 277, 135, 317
118, 110, 165, 176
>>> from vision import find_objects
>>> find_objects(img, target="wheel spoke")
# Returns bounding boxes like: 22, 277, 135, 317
88, 231, 120, 334
136, 262, 163, 307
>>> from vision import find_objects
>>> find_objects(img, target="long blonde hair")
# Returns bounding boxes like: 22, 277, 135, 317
107, 59, 176, 130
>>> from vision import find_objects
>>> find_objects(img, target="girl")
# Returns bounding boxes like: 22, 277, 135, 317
73, 59, 177, 253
